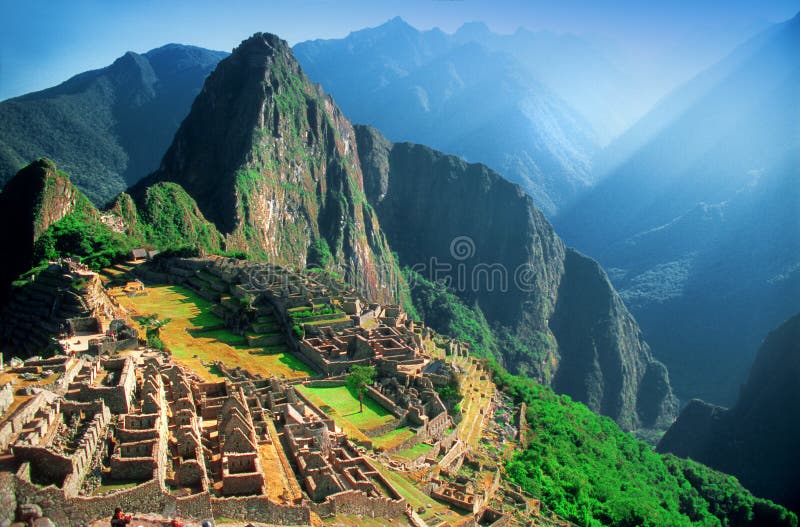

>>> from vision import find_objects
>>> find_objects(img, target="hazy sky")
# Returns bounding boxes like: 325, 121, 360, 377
1, 0, 798, 101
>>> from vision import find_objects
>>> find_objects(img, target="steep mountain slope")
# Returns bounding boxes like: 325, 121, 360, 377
0, 44, 227, 204
658, 314, 800, 512
294, 17, 599, 216
133, 33, 403, 304
356, 125, 677, 431
495, 366, 797, 527
0, 159, 223, 306
556, 13, 800, 404
0, 159, 82, 304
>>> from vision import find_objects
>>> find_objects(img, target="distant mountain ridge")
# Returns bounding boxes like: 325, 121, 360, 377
293, 17, 602, 216
555, 12, 800, 405
0, 44, 227, 205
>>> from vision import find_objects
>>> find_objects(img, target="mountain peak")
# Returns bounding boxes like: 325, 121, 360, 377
234, 31, 290, 55
135, 33, 404, 303
455, 21, 492, 41
370, 16, 417, 37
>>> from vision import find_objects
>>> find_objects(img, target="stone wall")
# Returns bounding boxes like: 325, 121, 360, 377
68, 317, 101, 334
365, 386, 405, 418
0, 383, 13, 415
88, 337, 138, 355
210, 496, 311, 525
14, 469, 166, 527
13, 470, 314, 526
0, 472, 16, 523
71, 358, 136, 414
0, 391, 56, 451
13, 400, 108, 495
313, 490, 406, 519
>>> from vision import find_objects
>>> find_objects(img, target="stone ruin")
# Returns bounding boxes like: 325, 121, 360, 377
0, 256, 496, 525
0, 259, 124, 356
0, 350, 406, 526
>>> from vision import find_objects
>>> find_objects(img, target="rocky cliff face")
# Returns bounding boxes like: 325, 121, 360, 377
356, 125, 677, 430
134, 33, 401, 303
0, 159, 81, 303
658, 313, 800, 511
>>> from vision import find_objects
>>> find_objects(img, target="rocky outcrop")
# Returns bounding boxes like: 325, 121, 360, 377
658, 313, 800, 511
134, 33, 402, 303
0, 159, 82, 304
356, 125, 677, 430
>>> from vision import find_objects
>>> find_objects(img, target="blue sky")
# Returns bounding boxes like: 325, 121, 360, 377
1, 0, 798, 101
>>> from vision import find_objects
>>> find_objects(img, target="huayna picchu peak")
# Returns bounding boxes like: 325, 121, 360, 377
133, 33, 404, 305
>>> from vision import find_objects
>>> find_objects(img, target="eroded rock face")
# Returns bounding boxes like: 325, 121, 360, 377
356, 124, 677, 430
134, 33, 402, 303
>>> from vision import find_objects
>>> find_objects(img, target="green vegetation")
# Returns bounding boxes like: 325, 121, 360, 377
395, 442, 433, 461
33, 193, 136, 270
307, 238, 334, 268
404, 268, 498, 359
371, 427, 415, 450
138, 182, 223, 252
117, 284, 313, 381
137, 314, 171, 351
297, 385, 393, 431
346, 365, 376, 413
491, 363, 797, 527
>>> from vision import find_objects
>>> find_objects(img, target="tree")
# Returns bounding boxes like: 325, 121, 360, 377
138, 314, 171, 350
346, 365, 376, 413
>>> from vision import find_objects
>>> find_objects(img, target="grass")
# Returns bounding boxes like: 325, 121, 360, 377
371, 463, 469, 523
114, 284, 314, 381
297, 385, 394, 432
394, 442, 433, 461
372, 427, 416, 451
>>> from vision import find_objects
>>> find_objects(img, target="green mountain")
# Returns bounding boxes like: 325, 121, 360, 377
0, 158, 223, 305
0, 44, 227, 205
658, 313, 800, 513
555, 13, 800, 405
495, 365, 797, 527
132, 33, 404, 305
356, 124, 677, 431
0, 159, 85, 304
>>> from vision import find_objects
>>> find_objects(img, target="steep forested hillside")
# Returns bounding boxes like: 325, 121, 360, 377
0, 44, 227, 204
658, 314, 800, 513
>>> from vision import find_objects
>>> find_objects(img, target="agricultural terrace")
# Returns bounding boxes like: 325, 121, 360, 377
454, 355, 496, 448
296, 384, 413, 449
112, 284, 313, 381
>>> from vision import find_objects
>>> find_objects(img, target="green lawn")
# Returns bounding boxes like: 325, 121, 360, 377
394, 442, 433, 461
297, 385, 395, 432
373, 427, 416, 450
115, 284, 314, 381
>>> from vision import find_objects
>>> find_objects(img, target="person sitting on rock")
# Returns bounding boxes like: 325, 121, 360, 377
110, 507, 131, 527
